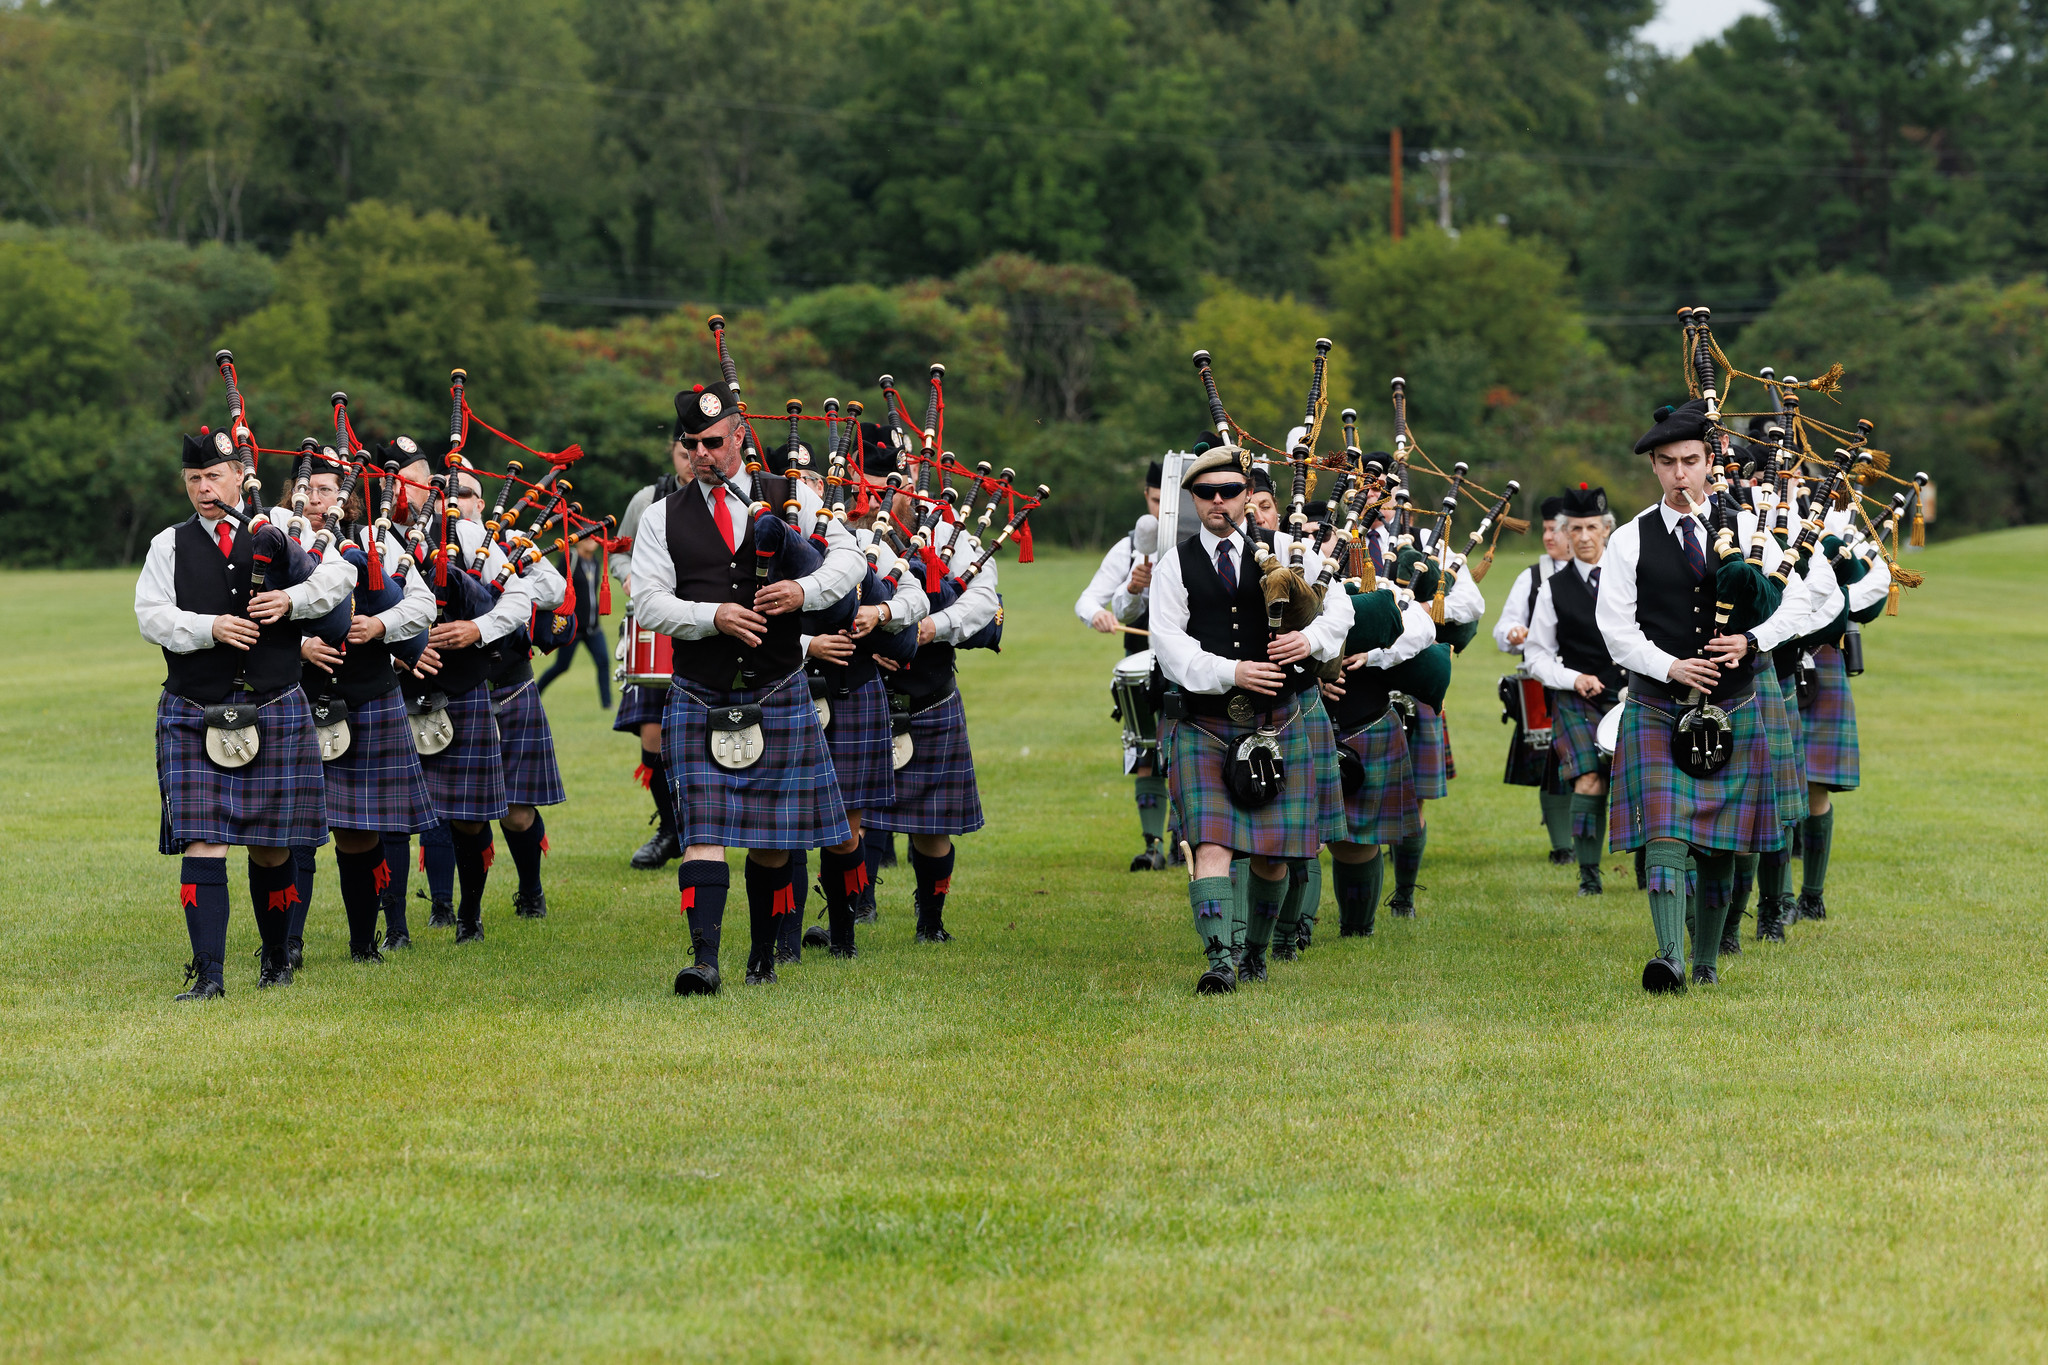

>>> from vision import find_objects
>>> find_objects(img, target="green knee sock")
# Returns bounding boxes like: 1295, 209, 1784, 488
1730, 852, 1759, 922
1275, 857, 1319, 939
1645, 842, 1690, 964
1332, 854, 1382, 934
1392, 828, 1427, 896
1801, 809, 1834, 896
1692, 851, 1735, 972
1189, 876, 1234, 970
1758, 850, 1790, 901
1684, 854, 1699, 940
1540, 787, 1573, 853
1569, 792, 1606, 870
1230, 858, 1250, 954
1246, 867, 1289, 949
1135, 775, 1168, 841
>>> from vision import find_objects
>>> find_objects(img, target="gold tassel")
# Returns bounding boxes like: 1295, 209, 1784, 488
1498, 514, 1530, 535
1472, 546, 1496, 582
1430, 579, 1446, 624
1886, 582, 1900, 617
1910, 505, 1925, 547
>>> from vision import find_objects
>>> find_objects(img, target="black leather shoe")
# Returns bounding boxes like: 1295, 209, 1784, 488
1339, 923, 1372, 938
351, 945, 385, 964
1195, 963, 1237, 994
743, 955, 777, 985
1578, 866, 1603, 896
427, 898, 456, 928
454, 918, 483, 944
1641, 955, 1686, 993
285, 936, 305, 971
173, 958, 224, 1002
1755, 896, 1787, 942
1549, 847, 1575, 866
1387, 892, 1416, 919
1797, 892, 1827, 922
1270, 938, 1299, 962
384, 929, 412, 951
1692, 963, 1719, 986
1295, 923, 1313, 952
915, 924, 954, 943
854, 903, 880, 926
828, 942, 859, 959
1719, 916, 1743, 957
775, 943, 802, 964
257, 945, 293, 989
1129, 843, 1166, 871
512, 889, 548, 919
1239, 945, 1268, 982
673, 964, 721, 995
631, 829, 680, 871
802, 924, 831, 948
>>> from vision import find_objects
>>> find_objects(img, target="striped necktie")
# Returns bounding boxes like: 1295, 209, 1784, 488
1678, 517, 1708, 581
1215, 538, 1238, 594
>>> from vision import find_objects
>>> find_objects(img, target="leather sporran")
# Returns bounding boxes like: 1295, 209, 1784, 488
310, 695, 352, 762
406, 691, 455, 756
201, 700, 260, 769
709, 704, 766, 770
1224, 730, 1286, 809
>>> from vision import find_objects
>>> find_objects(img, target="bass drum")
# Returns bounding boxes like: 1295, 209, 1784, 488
617, 608, 674, 689
1111, 649, 1161, 762
1596, 690, 1626, 759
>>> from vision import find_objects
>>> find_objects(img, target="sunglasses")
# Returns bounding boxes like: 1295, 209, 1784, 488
1189, 481, 1248, 502
679, 435, 727, 451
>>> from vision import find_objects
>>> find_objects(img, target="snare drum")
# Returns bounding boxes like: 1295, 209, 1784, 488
1595, 690, 1626, 759
616, 608, 674, 689
1111, 649, 1160, 757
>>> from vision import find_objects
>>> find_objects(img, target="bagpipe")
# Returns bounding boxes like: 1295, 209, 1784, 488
200, 351, 327, 604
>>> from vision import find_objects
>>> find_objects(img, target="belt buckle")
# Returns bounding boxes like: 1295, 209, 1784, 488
1225, 692, 1254, 725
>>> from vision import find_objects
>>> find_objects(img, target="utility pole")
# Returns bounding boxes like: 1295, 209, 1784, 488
1419, 148, 1464, 237
1390, 128, 1403, 240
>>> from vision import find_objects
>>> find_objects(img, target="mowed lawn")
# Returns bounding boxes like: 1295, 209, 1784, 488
1, 528, 2045, 1362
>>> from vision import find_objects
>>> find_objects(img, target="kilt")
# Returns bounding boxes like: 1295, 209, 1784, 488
867, 689, 985, 837
1299, 689, 1350, 845
1548, 690, 1613, 784
822, 673, 895, 812
1164, 693, 1340, 861
1337, 708, 1423, 847
157, 689, 328, 854
612, 682, 667, 734
1758, 666, 1807, 824
418, 683, 508, 824
1608, 687, 1783, 856
1802, 645, 1860, 791
1410, 701, 1449, 801
493, 679, 566, 807
662, 669, 851, 850
319, 688, 437, 835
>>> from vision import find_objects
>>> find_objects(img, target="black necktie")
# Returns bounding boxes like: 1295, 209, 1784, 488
1215, 539, 1238, 594
1587, 566, 1601, 596
1678, 517, 1708, 581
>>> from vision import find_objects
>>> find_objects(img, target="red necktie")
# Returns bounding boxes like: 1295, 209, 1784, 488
216, 521, 234, 558
712, 488, 736, 554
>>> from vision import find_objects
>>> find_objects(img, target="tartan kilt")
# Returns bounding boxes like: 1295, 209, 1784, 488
821, 673, 895, 813
1299, 689, 1350, 845
318, 688, 437, 835
1758, 666, 1807, 823
1608, 687, 1783, 856
662, 669, 851, 850
866, 689, 985, 837
1410, 701, 1449, 800
1164, 694, 1338, 861
612, 682, 667, 733
493, 679, 565, 807
157, 690, 328, 854
418, 683, 508, 823
1802, 644, 1860, 791
1548, 690, 1613, 784
1337, 708, 1423, 846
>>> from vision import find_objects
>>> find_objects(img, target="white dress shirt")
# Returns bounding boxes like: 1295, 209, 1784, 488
630, 471, 864, 640
1149, 521, 1353, 694
357, 525, 437, 643
136, 512, 358, 655
1364, 595, 1442, 669
801, 533, 930, 653
1493, 556, 1567, 653
925, 520, 1001, 643
1075, 535, 1137, 624
1523, 556, 1604, 691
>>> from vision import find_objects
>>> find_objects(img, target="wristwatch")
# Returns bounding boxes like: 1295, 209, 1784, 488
1741, 630, 1759, 657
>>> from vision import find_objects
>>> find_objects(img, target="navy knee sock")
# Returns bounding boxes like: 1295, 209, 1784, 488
421, 823, 456, 904
248, 857, 295, 952
288, 845, 317, 940
449, 824, 493, 926
179, 856, 230, 980
742, 857, 794, 970
1392, 827, 1427, 896
820, 845, 865, 949
910, 845, 956, 931
678, 860, 729, 968
335, 841, 386, 952
502, 815, 546, 897
641, 748, 675, 836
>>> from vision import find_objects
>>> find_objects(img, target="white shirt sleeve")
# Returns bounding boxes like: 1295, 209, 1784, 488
1595, 515, 1680, 683
1522, 577, 1582, 690
1075, 540, 1131, 623
1302, 573, 1354, 662
452, 518, 534, 645
864, 539, 930, 629
134, 526, 218, 653
796, 482, 866, 611
1493, 565, 1536, 653
927, 524, 1001, 642
1148, 541, 1238, 695
1442, 562, 1486, 624
628, 495, 721, 640
1366, 596, 1440, 668
526, 551, 569, 612
287, 535, 358, 620
372, 531, 438, 643
1845, 548, 1892, 613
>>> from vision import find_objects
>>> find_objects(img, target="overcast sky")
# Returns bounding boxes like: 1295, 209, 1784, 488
1637, 0, 1773, 54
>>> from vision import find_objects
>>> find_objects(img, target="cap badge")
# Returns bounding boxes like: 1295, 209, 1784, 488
699, 391, 723, 418
213, 430, 233, 457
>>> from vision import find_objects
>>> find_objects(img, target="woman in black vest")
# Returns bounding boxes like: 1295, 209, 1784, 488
1522, 484, 1623, 896
136, 433, 356, 999
631, 381, 867, 995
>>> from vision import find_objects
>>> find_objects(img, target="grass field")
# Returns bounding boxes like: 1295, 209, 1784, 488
2, 528, 2045, 1362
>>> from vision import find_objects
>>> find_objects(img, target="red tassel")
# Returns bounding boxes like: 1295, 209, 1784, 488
679, 888, 695, 914
179, 883, 198, 908
598, 575, 612, 616
634, 763, 654, 788
558, 572, 577, 622
923, 547, 944, 593
772, 883, 796, 916
266, 886, 301, 913
1016, 519, 1034, 564
365, 541, 384, 590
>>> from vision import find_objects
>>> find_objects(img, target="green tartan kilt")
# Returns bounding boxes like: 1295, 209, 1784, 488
1757, 662, 1807, 824
1802, 644, 1860, 791
1298, 688, 1350, 845
1548, 689, 1612, 783
1409, 701, 1449, 800
1608, 685, 1784, 856
1164, 693, 1337, 860
1336, 707, 1423, 847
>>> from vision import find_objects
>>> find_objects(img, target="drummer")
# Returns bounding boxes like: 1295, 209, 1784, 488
1521, 484, 1620, 896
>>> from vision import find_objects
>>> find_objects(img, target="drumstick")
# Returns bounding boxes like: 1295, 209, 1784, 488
1112, 624, 1150, 636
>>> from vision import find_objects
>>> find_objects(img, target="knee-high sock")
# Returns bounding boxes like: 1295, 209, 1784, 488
865, 826, 897, 870
1135, 775, 1168, 841
677, 860, 728, 968
1245, 866, 1288, 950
421, 823, 457, 904
1540, 787, 1573, 853
1693, 851, 1736, 972
1392, 827, 1427, 897
1189, 875, 1234, 970
1276, 857, 1320, 938
743, 857, 795, 967
820, 846, 864, 947
1569, 792, 1606, 871
449, 824, 494, 926
1730, 852, 1759, 923
1229, 858, 1250, 952
641, 748, 676, 837
780, 849, 813, 957
1757, 847, 1791, 905
180, 856, 230, 979
385, 833, 411, 902
249, 857, 295, 952
1645, 842, 1690, 964
1801, 808, 1834, 896
1333, 854, 1382, 935
1296, 855, 1324, 931
335, 841, 386, 952
381, 837, 410, 937
288, 845, 317, 940
502, 815, 546, 897
910, 844, 956, 930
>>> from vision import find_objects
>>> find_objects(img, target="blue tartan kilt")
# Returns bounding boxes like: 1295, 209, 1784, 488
1758, 665, 1807, 822
1164, 692, 1338, 861
866, 689, 985, 837
1337, 708, 1423, 847
1299, 689, 1351, 845
157, 690, 329, 854
1409, 700, 1449, 800
418, 683, 508, 823
1548, 689, 1613, 784
318, 688, 437, 834
1608, 686, 1783, 856
1802, 644, 1860, 791
612, 681, 667, 733
821, 673, 895, 813
493, 679, 565, 807
662, 669, 851, 850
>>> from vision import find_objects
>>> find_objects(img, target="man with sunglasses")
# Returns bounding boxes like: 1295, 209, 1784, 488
631, 382, 867, 994
1150, 443, 1355, 994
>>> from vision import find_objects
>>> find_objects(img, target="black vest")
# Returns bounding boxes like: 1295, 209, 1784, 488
487, 625, 535, 690
1549, 562, 1625, 694
1328, 663, 1394, 732
165, 517, 303, 704
1635, 509, 1750, 701
1176, 531, 1312, 703
665, 476, 802, 690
